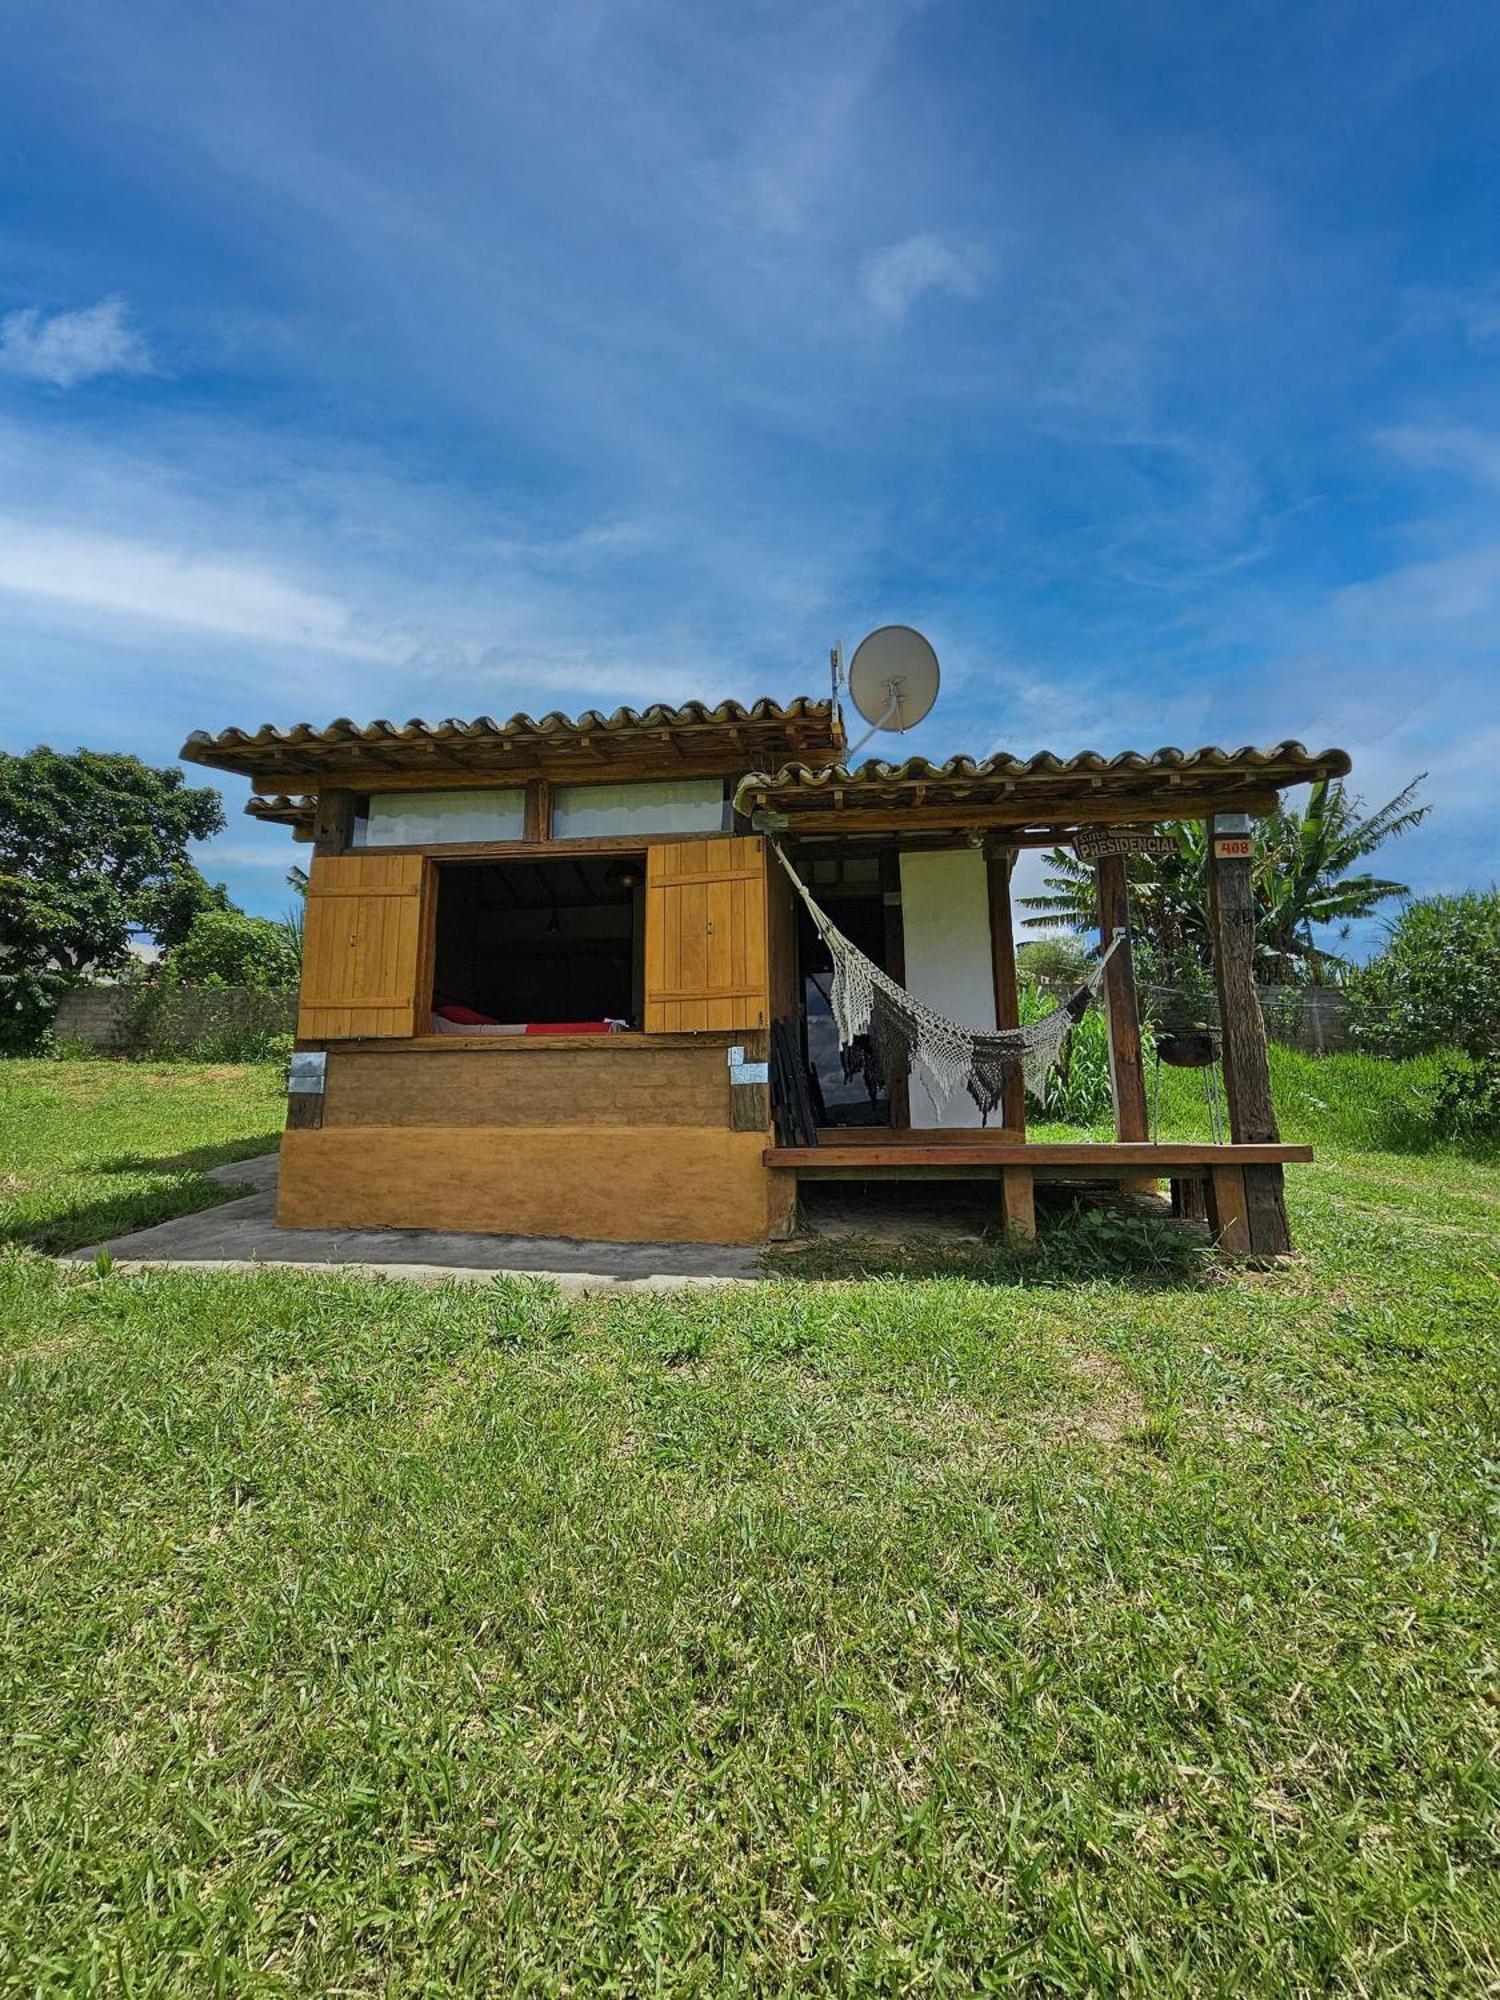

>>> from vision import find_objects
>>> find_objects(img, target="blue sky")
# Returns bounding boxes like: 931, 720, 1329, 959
2, 0, 1498, 948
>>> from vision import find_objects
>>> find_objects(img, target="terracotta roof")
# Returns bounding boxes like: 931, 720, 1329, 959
182, 696, 842, 784
246, 793, 315, 835
734, 741, 1351, 824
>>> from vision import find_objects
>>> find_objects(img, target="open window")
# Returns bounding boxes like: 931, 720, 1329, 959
431, 854, 644, 1033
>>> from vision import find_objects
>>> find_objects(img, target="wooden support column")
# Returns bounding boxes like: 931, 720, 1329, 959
524, 778, 552, 842
766, 1168, 799, 1240
1206, 815, 1291, 1254
1206, 1164, 1251, 1253
986, 848, 1026, 1135
1095, 854, 1149, 1143
1001, 1166, 1036, 1244
881, 850, 911, 1130
311, 789, 356, 855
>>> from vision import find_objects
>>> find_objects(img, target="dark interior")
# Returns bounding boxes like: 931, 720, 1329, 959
797, 867, 893, 1128
434, 856, 643, 1026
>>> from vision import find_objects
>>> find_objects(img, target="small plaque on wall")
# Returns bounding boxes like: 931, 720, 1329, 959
1212, 835, 1254, 860
288, 1051, 327, 1096
1074, 826, 1176, 861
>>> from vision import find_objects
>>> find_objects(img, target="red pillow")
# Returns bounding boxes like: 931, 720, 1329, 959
434, 1002, 498, 1025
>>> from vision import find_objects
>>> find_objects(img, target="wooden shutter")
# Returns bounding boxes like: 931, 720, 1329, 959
645, 836, 769, 1033
297, 853, 434, 1040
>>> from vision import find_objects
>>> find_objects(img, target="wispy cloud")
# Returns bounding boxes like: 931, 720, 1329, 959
0, 297, 152, 388
861, 233, 986, 324
1374, 422, 1500, 488
0, 519, 398, 659
0, 0, 1496, 932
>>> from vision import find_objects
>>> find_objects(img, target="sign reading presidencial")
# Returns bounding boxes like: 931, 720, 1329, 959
1074, 825, 1177, 861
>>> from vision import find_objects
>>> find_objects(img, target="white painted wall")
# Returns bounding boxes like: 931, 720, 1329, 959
897, 848, 996, 1129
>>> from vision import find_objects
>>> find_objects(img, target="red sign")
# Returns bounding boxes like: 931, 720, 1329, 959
1213, 836, 1253, 860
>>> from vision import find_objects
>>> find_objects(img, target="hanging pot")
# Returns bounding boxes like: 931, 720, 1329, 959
1155, 1030, 1218, 1068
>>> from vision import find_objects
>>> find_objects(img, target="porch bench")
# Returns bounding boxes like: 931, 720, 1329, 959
762, 1140, 1314, 1252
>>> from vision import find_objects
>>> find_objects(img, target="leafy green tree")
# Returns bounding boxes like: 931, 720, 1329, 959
145, 862, 237, 952
1014, 935, 1095, 988
1353, 890, 1500, 1060
0, 747, 227, 1049
162, 909, 302, 990
1019, 777, 1429, 985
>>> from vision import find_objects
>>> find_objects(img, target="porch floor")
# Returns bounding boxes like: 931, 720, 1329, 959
765, 1137, 1312, 1173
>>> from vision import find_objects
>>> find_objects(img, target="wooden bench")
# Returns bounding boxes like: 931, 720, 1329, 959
762, 1140, 1313, 1252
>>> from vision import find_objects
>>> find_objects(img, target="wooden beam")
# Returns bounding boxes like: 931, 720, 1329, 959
311, 789, 356, 855
1206, 815, 1291, 1254
764, 1142, 1312, 1167
770, 792, 1283, 837
986, 848, 1027, 1135
250, 749, 764, 792
1095, 853, 1149, 1143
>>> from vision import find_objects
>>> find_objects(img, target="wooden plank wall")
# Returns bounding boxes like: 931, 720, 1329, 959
298, 853, 433, 1040
644, 836, 769, 1032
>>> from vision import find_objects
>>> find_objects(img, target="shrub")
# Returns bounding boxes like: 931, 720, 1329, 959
1018, 984, 1115, 1124
114, 983, 296, 1061
1352, 889, 1500, 1060
1429, 1053, 1500, 1142
162, 909, 301, 991
1015, 936, 1094, 988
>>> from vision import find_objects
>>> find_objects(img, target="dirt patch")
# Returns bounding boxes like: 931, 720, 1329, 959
1060, 1349, 1150, 1444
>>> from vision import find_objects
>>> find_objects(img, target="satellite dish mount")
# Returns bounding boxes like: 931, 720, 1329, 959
839, 624, 941, 759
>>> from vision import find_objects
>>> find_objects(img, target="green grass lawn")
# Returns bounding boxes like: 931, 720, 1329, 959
0, 1060, 282, 1253
0, 1058, 1496, 1993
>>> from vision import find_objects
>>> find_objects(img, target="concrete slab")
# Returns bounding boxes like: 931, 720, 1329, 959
68, 1154, 764, 1292
204, 1153, 279, 1194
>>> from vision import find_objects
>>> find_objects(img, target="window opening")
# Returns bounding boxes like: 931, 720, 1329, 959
432, 854, 643, 1033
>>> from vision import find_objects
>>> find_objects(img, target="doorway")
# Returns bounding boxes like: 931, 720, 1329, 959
794, 849, 902, 1129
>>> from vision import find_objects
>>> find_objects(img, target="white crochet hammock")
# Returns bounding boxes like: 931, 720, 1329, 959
771, 841, 1120, 1122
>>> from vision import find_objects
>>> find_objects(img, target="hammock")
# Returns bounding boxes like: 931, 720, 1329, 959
771, 842, 1121, 1123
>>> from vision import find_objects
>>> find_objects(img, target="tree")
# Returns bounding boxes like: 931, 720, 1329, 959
145, 862, 237, 952
1014, 935, 1095, 988
0, 747, 227, 1049
162, 909, 302, 990
1252, 777, 1430, 979
1018, 777, 1429, 985
1353, 890, 1500, 1061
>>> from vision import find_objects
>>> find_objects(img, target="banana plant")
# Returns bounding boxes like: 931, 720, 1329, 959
1018, 776, 1429, 983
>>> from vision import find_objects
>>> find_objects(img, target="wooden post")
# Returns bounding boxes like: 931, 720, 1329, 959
986, 848, 1026, 1135
311, 789, 355, 855
1001, 1166, 1036, 1243
524, 778, 551, 842
1206, 1164, 1251, 1253
1095, 854, 1149, 1143
766, 1168, 799, 1240
881, 850, 911, 1131
1205, 814, 1291, 1254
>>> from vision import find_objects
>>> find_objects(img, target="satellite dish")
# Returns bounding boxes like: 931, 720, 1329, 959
843, 624, 940, 757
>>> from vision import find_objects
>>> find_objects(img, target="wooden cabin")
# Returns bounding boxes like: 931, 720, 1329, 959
183, 700, 1350, 1255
